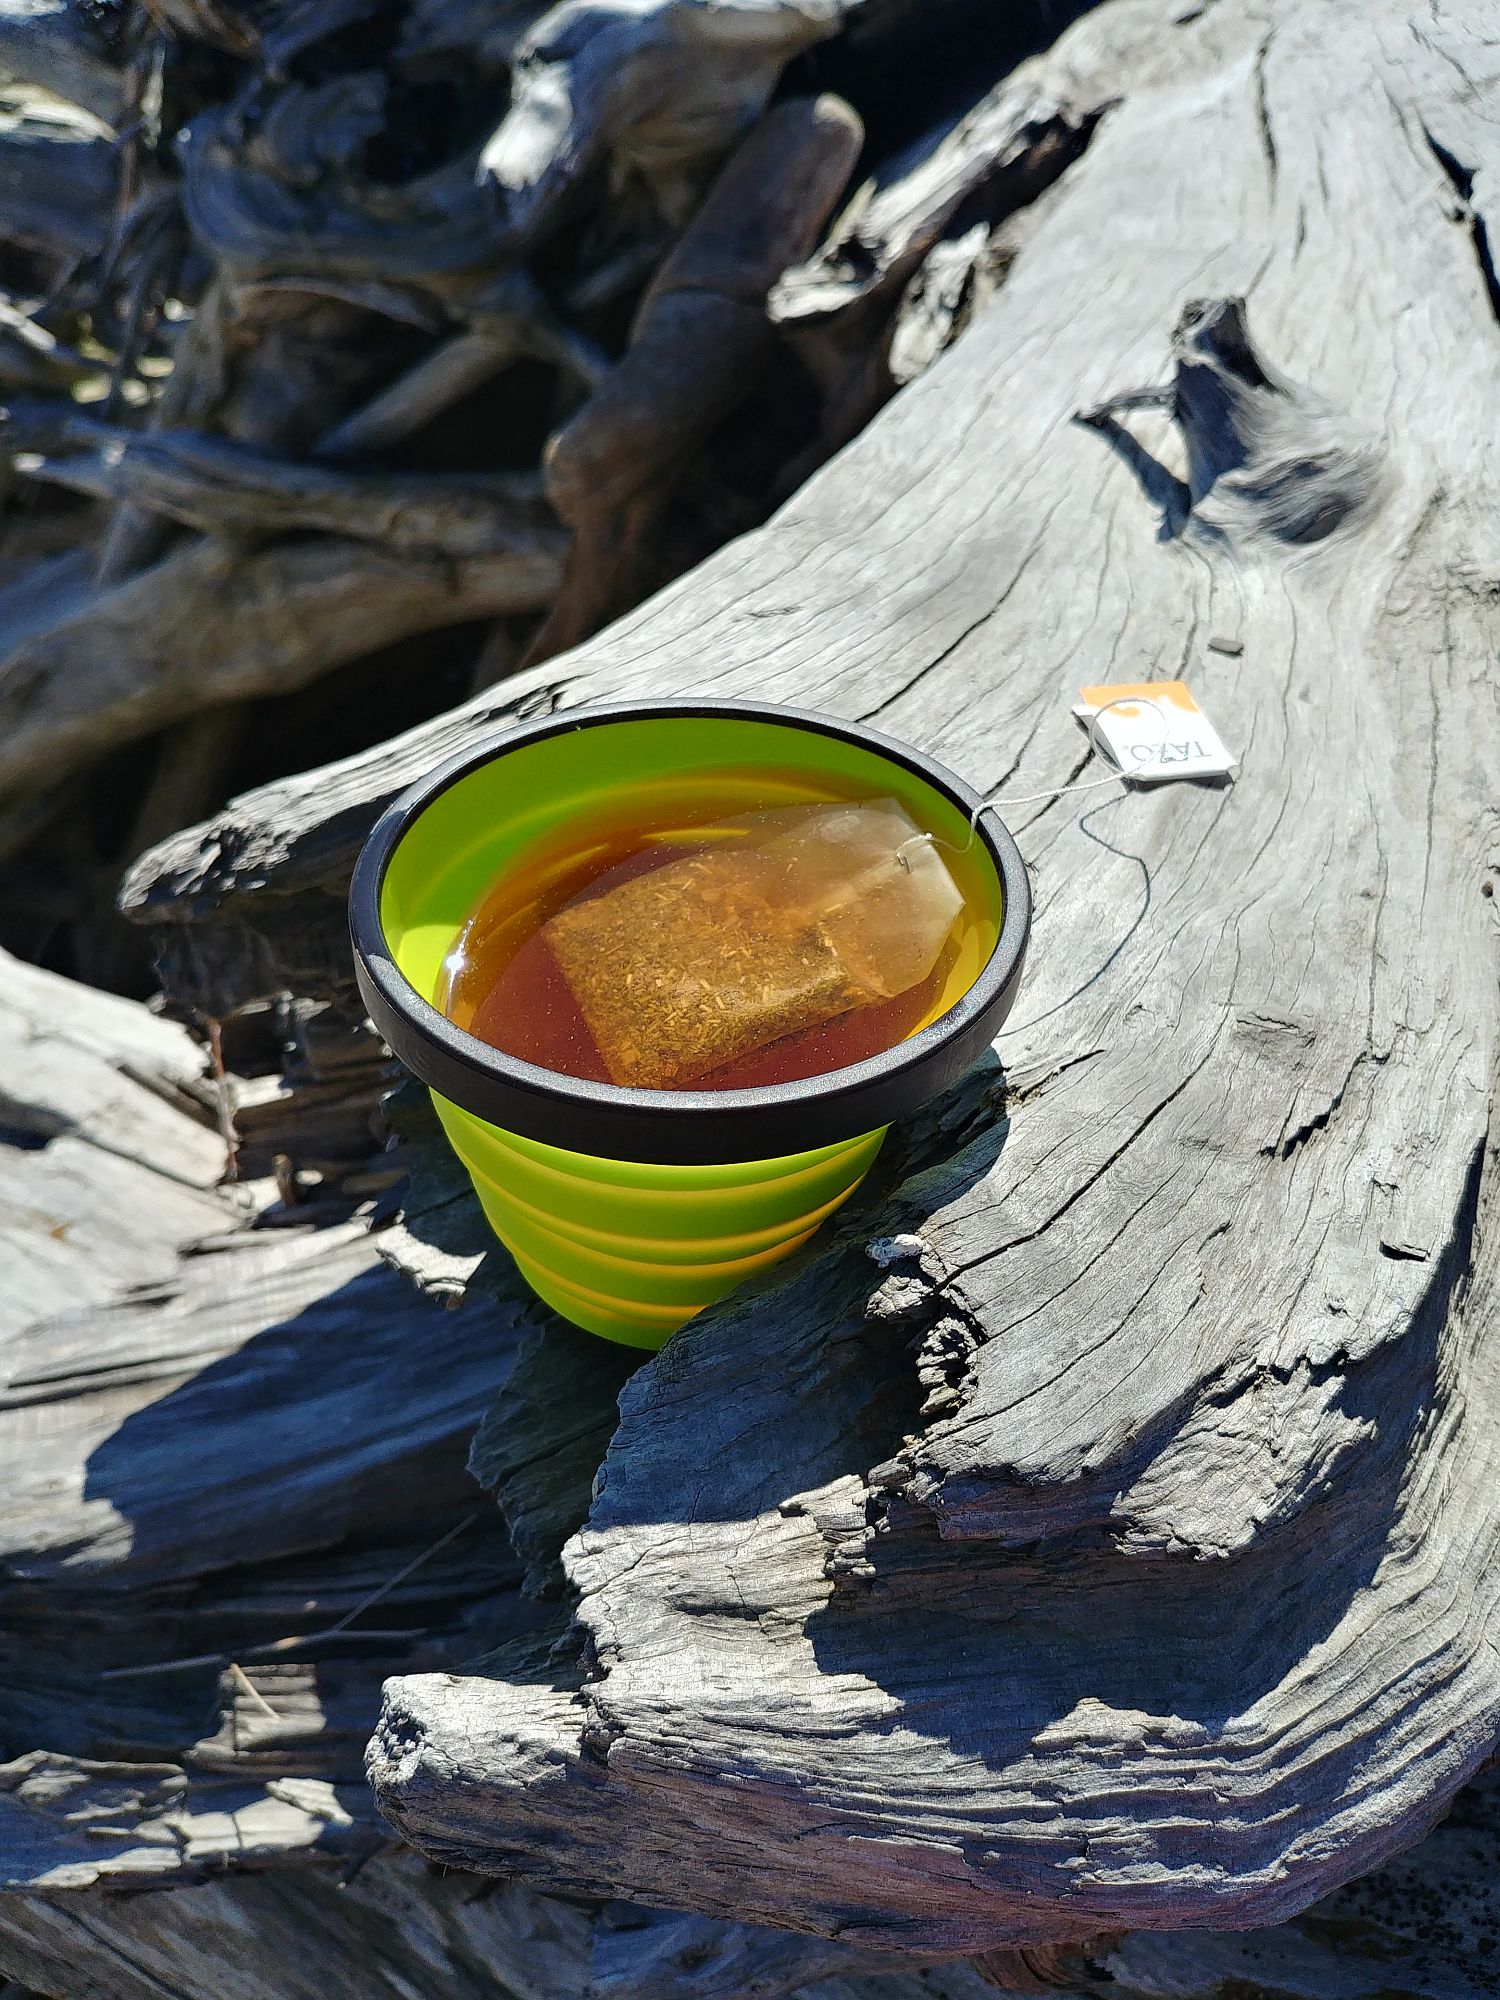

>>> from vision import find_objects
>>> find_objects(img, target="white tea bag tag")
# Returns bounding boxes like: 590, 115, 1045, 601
1073, 680, 1237, 784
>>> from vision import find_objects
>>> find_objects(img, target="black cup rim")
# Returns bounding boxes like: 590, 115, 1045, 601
348, 698, 1031, 1165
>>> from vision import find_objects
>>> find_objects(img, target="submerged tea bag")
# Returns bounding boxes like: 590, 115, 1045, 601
542, 799, 964, 1088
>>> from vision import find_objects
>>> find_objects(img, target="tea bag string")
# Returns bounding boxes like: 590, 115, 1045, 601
898, 695, 1170, 866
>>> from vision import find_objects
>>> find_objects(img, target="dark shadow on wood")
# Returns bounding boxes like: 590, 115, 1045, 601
5, 1259, 540, 1763
1072, 408, 1191, 539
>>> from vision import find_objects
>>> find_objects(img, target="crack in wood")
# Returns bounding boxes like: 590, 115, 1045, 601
1424, 125, 1500, 327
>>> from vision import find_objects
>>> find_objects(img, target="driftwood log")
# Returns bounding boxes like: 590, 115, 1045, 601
123, 0, 1500, 1953
4, 0, 1500, 1992
0, 0, 973, 978
4, 960, 1500, 2000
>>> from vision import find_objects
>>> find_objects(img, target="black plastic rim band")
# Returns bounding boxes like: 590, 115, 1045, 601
348, 698, 1032, 1166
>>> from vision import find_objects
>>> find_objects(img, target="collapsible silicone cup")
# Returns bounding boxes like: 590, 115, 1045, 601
349, 700, 1030, 1349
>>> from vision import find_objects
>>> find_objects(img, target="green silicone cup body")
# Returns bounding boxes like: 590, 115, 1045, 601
352, 705, 1024, 1350
432, 1099, 888, 1344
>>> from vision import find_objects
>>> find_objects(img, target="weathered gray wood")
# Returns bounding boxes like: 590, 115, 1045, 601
529, 91, 862, 660
2, 400, 556, 558
0, 113, 117, 261
315, 272, 609, 462
480, 0, 851, 238
7, 964, 1500, 1996
9, 1659, 1500, 1995
178, 86, 500, 299
0, 959, 613, 1987
0, 1845, 1015, 2000
0, 0, 937, 975
0, 943, 227, 1337
0, 530, 564, 807
0, 3, 127, 129
1058, 1766, 1500, 2000
2, 0, 1495, 1981
378, 1196, 1500, 2000
768, 47, 1102, 466
468, 1316, 640, 1600
0, 961, 1008, 1997
130, 0, 1500, 1951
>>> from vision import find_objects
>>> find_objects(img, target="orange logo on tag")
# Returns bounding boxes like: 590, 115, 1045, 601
1074, 681, 1236, 784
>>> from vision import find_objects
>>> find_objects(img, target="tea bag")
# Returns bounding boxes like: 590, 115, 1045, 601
542, 799, 964, 1088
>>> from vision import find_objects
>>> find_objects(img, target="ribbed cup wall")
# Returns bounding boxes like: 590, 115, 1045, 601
434, 1095, 885, 1347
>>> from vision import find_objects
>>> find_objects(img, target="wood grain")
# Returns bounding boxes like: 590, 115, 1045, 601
36, 0, 1500, 1968
355, 0, 1497, 1945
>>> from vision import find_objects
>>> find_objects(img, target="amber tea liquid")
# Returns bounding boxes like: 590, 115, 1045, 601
438, 770, 976, 1091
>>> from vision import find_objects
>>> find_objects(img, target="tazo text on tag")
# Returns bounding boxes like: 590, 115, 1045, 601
1074, 680, 1237, 784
